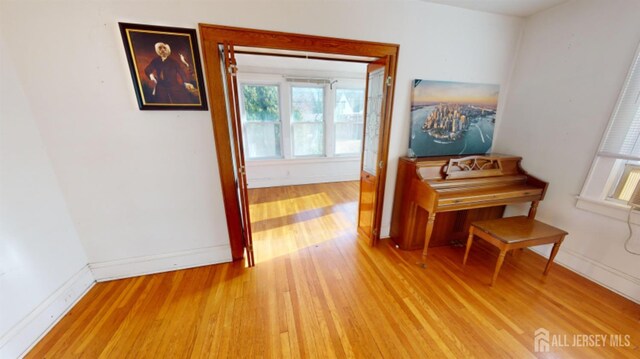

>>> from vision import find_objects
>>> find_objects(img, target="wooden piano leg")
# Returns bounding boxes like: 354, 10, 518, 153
421, 212, 437, 261
528, 201, 539, 219
463, 227, 474, 266
405, 202, 418, 249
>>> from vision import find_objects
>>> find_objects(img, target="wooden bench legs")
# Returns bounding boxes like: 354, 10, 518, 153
463, 227, 512, 286
463, 220, 567, 286
544, 241, 563, 275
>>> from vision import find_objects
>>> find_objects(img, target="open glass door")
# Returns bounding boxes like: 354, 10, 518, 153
357, 58, 389, 246
221, 42, 255, 267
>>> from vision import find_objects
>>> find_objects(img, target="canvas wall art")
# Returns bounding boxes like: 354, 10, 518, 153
408, 80, 499, 157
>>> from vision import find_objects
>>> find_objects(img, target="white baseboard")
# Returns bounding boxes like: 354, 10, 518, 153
0, 265, 95, 359
531, 246, 640, 303
89, 245, 232, 282
248, 173, 359, 189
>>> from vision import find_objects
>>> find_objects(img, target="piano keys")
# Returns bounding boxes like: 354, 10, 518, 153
389, 154, 548, 259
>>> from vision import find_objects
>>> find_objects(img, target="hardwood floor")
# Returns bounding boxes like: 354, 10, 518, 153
27, 182, 639, 358
248, 181, 359, 265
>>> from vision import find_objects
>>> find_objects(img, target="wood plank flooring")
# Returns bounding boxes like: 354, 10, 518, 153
27, 181, 639, 358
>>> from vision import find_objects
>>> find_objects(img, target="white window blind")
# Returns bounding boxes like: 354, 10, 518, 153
599, 42, 640, 161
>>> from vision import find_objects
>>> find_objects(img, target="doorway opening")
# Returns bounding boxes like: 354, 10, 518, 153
199, 24, 399, 266
234, 53, 366, 264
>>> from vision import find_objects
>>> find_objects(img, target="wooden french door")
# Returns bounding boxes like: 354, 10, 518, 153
221, 42, 254, 267
199, 24, 398, 261
357, 58, 390, 245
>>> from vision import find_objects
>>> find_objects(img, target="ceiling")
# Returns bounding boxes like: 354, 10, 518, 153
235, 53, 367, 76
422, 0, 569, 17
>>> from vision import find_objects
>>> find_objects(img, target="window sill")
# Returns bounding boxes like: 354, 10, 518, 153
575, 196, 640, 225
246, 156, 360, 166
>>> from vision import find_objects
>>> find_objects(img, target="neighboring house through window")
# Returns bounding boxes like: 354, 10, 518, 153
291, 86, 325, 157
335, 88, 365, 155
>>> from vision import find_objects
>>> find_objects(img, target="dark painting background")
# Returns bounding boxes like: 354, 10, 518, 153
128, 30, 202, 105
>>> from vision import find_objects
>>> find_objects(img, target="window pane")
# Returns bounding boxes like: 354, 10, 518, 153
241, 84, 281, 159
335, 88, 364, 155
291, 86, 324, 156
363, 68, 385, 175
335, 89, 365, 122
335, 122, 363, 155
242, 85, 280, 122
291, 87, 324, 122
618, 171, 640, 201
598, 43, 640, 160
245, 123, 281, 159
292, 123, 324, 156
610, 163, 640, 201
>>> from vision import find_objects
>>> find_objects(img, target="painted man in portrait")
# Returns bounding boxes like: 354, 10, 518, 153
144, 42, 197, 104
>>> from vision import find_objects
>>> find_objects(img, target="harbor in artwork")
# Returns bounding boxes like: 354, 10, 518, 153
409, 80, 499, 157
409, 104, 496, 157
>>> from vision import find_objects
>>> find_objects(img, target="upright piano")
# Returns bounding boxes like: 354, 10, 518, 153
390, 154, 548, 259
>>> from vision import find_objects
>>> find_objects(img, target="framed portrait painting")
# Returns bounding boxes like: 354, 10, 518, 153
119, 22, 208, 110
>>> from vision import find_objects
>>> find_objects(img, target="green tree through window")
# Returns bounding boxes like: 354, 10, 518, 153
242, 85, 279, 122
241, 84, 282, 159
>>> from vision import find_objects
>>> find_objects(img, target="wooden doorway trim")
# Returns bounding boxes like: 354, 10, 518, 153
199, 24, 399, 260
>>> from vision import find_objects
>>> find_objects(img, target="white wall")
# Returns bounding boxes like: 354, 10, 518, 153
0, 39, 93, 357
0, 0, 524, 264
0, 0, 522, 347
495, 0, 640, 301
0, 1, 233, 276
0, 0, 522, 354
376, 3, 524, 236
247, 158, 361, 188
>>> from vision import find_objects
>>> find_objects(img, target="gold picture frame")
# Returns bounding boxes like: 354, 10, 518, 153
119, 22, 208, 110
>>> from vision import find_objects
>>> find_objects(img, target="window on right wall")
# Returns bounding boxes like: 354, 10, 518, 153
578, 41, 640, 219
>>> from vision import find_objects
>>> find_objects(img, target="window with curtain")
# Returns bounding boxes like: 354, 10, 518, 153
241, 84, 282, 159
579, 41, 640, 213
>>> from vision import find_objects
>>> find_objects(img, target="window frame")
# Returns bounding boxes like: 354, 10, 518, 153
289, 84, 327, 158
577, 41, 640, 224
333, 85, 366, 157
238, 81, 285, 160
236, 73, 365, 162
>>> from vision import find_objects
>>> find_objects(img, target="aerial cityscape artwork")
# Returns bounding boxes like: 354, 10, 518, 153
408, 80, 500, 157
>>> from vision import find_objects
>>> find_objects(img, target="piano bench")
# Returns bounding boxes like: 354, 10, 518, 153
462, 216, 568, 286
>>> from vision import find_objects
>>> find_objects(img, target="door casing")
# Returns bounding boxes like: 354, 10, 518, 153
199, 24, 399, 260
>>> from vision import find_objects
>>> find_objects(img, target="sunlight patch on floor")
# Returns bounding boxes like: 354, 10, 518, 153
249, 192, 334, 222
252, 211, 355, 264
